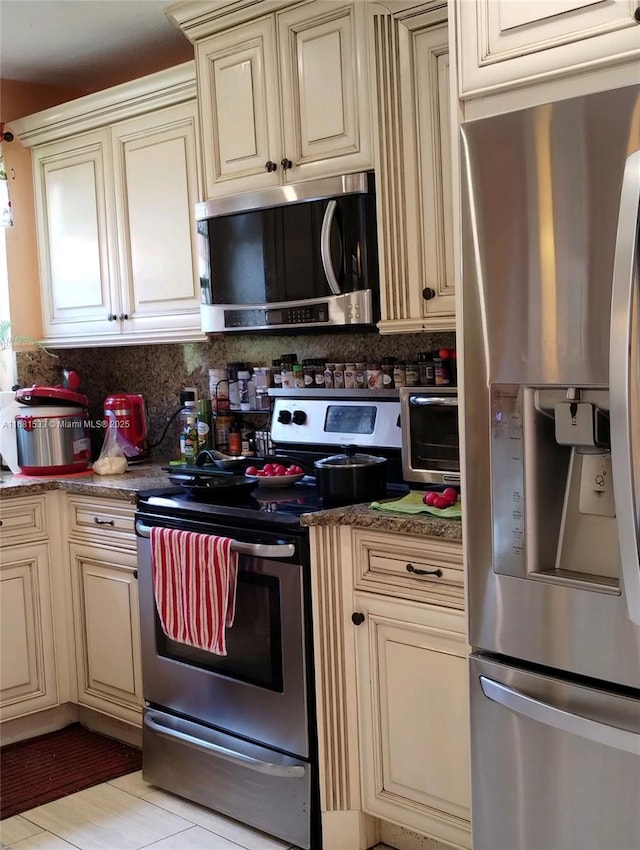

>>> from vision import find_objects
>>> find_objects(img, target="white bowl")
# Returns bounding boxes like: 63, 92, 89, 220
254, 473, 304, 488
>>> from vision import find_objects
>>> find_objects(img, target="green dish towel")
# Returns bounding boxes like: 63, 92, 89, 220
371, 491, 462, 518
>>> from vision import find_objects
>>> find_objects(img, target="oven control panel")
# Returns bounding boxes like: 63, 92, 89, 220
270, 396, 402, 449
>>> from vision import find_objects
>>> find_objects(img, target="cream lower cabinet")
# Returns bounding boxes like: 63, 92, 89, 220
0, 495, 71, 722
185, 1, 372, 198
370, 4, 456, 333
455, 0, 640, 100
68, 544, 143, 726
10, 62, 204, 348
309, 523, 470, 850
354, 593, 471, 849
66, 496, 143, 727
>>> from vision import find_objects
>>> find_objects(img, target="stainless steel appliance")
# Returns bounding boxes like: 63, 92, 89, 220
135, 390, 405, 849
196, 173, 379, 334
461, 84, 640, 850
14, 386, 91, 475
399, 387, 460, 486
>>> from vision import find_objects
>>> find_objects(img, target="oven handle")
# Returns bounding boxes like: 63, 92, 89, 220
135, 521, 295, 559
144, 711, 306, 777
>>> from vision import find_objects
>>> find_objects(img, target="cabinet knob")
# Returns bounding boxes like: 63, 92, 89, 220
119, 313, 129, 321
422, 287, 436, 301
107, 313, 116, 321
280, 157, 293, 171
265, 160, 278, 173
634, 6, 640, 22
351, 612, 365, 626
406, 563, 443, 577
94, 517, 115, 526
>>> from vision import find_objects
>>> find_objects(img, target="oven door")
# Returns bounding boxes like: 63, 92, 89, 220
136, 518, 310, 758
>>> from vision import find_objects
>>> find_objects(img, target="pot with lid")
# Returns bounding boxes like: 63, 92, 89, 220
314, 445, 387, 507
14, 386, 91, 475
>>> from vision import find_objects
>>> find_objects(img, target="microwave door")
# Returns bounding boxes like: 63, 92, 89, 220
321, 200, 342, 295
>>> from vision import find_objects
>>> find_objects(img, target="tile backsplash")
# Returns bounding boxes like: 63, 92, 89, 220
16, 330, 455, 461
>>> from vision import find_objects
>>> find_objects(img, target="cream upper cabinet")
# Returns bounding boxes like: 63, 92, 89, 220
354, 594, 471, 850
193, 1, 372, 198
111, 102, 202, 339
32, 130, 119, 340
456, 0, 640, 99
370, 4, 456, 333
10, 63, 205, 349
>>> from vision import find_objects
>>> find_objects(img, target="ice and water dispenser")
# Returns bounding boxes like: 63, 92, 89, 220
491, 384, 620, 587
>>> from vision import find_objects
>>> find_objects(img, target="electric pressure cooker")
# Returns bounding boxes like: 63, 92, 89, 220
14, 386, 91, 475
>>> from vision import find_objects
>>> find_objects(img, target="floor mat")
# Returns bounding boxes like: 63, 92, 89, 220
0, 723, 142, 819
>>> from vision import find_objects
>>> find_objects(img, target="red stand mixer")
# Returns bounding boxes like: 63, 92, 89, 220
103, 394, 149, 461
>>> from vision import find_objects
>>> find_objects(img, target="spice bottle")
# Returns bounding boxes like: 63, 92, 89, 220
303, 360, 316, 387
393, 361, 407, 389
405, 361, 420, 387
228, 418, 242, 456
214, 414, 233, 454
314, 359, 326, 387
381, 357, 396, 389
367, 360, 382, 389
418, 352, 435, 386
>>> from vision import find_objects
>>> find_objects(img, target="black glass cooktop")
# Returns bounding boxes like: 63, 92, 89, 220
137, 476, 408, 532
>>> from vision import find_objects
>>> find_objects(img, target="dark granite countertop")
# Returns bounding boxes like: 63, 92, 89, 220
0, 466, 463, 541
0, 463, 173, 504
300, 500, 463, 541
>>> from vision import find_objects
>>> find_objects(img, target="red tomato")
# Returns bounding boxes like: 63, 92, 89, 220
273, 464, 288, 476
433, 495, 450, 509
423, 491, 438, 506
245, 466, 258, 476
262, 463, 275, 475
255, 470, 267, 476
288, 464, 304, 475
284, 468, 298, 476
442, 487, 458, 504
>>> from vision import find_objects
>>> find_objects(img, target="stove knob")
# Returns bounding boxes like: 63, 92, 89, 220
292, 410, 307, 425
278, 409, 292, 424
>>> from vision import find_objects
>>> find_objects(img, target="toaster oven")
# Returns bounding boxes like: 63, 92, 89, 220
400, 387, 460, 486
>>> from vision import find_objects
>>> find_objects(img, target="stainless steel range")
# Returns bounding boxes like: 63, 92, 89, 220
135, 390, 404, 850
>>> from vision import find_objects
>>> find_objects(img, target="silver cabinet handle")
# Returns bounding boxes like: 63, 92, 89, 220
409, 396, 458, 407
320, 199, 342, 296
480, 676, 640, 755
609, 148, 640, 625
144, 711, 305, 777
135, 521, 294, 559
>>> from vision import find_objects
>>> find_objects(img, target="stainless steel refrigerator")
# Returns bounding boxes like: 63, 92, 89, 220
460, 84, 640, 850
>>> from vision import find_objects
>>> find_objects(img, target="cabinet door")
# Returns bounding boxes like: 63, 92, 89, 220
457, 0, 640, 97
196, 16, 282, 198
0, 543, 59, 719
354, 594, 471, 849
371, 8, 455, 333
69, 543, 143, 726
32, 130, 120, 341
277, 1, 372, 182
112, 101, 203, 341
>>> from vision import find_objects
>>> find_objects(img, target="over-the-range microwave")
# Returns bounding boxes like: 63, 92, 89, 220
196, 172, 379, 334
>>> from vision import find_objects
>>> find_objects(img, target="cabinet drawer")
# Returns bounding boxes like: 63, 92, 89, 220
67, 496, 135, 546
0, 496, 48, 544
353, 529, 464, 607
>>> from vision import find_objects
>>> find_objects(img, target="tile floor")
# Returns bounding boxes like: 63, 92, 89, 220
0, 771, 392, 850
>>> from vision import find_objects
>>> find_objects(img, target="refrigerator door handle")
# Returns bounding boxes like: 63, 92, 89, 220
480, 675, 640, 755
609, 148, 640, 625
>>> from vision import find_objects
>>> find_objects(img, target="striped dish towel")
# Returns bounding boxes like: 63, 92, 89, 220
150, 527, 238, 656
